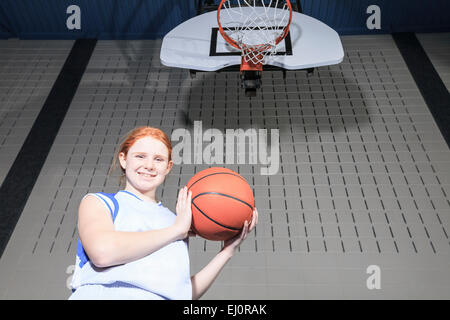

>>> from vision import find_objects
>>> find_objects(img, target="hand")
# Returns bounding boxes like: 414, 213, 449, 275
174, 186, 192, 240
222, 207, 259, 255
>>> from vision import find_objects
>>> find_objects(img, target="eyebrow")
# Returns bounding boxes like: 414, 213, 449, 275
131, 152, 167, 158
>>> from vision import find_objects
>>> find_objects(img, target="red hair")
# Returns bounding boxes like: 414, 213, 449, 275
109, 127, 172, 186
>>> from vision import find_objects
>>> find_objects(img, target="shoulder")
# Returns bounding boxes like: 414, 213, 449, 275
79, 192, 119, 220
80, 193, 105, 207
79, 193, 109, 215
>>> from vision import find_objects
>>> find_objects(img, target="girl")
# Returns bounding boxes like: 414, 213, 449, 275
69, 126, 258, 300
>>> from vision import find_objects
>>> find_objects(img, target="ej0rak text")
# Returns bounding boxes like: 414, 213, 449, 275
183, 304, 267, 317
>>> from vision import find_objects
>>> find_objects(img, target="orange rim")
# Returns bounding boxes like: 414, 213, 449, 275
217, 0, 293, 54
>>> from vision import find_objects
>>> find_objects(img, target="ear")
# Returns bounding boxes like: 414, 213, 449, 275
118, 152, 127, 170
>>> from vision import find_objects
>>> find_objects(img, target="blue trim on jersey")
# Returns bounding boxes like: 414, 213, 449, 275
77, 193, 118, 268
99, 192, 120, 221
120, 190, 143, 201
77, 238, 89, 269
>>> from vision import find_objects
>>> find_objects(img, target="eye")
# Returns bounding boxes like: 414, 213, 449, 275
136, 154, 144, 158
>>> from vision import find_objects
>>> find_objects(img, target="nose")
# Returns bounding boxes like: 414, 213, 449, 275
144, 159, 156, 171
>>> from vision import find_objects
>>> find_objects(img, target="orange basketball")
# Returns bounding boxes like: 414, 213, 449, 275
186, 167, 254, 241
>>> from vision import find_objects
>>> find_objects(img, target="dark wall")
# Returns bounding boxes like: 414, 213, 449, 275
0, 0, 196, 39
305, 0, 450, 34
0, 0, 449, 39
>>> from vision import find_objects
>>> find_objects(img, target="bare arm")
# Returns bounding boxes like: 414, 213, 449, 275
78, 187, 192, 268
191, 209, 258, 300
190, 248, 233, 300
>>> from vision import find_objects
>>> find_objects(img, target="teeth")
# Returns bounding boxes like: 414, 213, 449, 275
139, 173, 153, 177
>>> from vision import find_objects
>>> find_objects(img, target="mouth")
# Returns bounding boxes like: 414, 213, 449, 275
138, 172, 157, 178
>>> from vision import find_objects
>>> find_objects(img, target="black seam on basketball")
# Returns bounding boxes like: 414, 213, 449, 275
191, 192, 253, 231
193, 192, 253, 210
187, 171, 247, 191
192, 200, 241, 231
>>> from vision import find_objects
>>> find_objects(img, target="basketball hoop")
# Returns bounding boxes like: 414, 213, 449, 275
162, 1, 344, 97
217, 0, 293, 73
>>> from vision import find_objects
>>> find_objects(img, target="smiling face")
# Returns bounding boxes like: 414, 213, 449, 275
118, 136, 173, 198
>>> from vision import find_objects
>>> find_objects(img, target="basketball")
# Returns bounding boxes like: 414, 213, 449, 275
186, 167, 254, 241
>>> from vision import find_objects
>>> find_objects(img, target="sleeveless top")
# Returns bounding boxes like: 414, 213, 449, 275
70, 190, 192, 300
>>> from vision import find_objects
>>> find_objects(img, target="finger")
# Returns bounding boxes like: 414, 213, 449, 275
249, 211, 257, 231
177, 191, 183, 211
183, 191, 191, 213
248, 209, 257, 231
176, 190, 182, 211
241, 221, 249, 240
178, 187, 185, 202
236, 223, 246, 241
183, 188, 189, 207
179, 188, 188, 210
187, 190, 192, 205
244, 221, 250, 240
248, 219, 254, 232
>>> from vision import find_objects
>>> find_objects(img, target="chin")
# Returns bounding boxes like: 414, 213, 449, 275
137, 180, 164, 191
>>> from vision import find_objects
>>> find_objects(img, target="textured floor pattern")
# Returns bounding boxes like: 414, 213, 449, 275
0, 35, 449, 299
0, 40, 73, 184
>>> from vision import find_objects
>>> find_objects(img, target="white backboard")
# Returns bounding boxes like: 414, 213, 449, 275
161, 8, 344, 71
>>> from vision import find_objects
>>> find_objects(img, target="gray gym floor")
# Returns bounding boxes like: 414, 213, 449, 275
0, 33, 449, 299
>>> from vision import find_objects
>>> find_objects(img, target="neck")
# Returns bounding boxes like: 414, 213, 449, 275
124, 185, 158, 203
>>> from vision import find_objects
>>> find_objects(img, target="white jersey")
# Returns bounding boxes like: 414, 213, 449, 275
71, 190, 192, 300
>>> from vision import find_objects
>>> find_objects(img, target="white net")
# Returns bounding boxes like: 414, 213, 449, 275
218, 0, 292, 66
